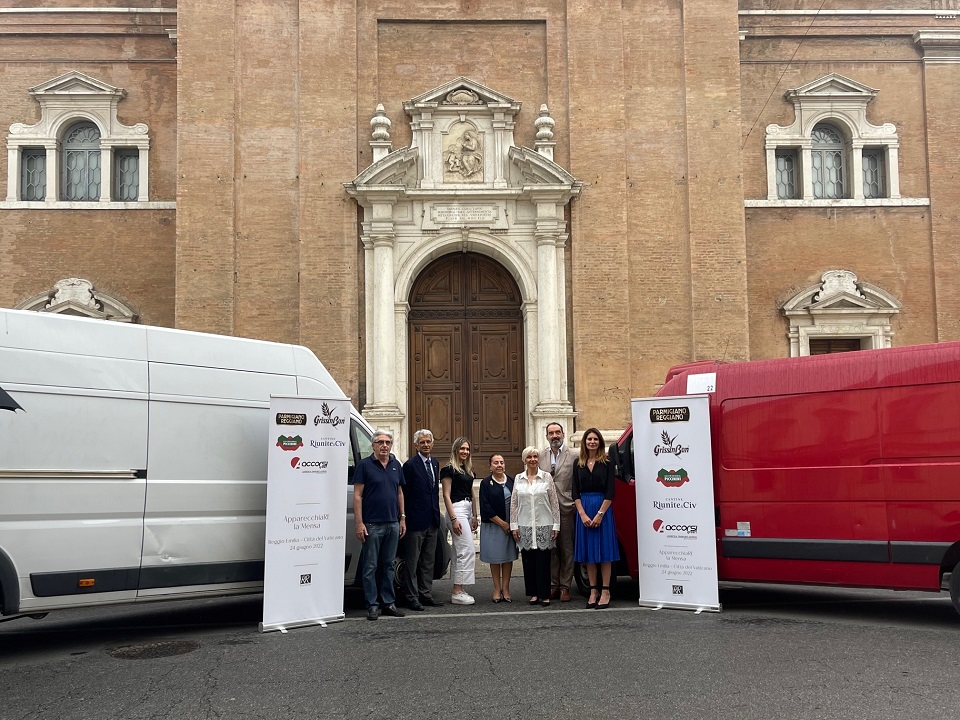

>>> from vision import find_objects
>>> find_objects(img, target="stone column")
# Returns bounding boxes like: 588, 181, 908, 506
362, 194, 404, 441
6, 146, 18, 201
44, 140, 58, 202
531, 194, 575, 437
99, 145, 113, 201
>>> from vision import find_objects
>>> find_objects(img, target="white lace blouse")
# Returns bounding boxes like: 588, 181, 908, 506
509, 471, 561, 550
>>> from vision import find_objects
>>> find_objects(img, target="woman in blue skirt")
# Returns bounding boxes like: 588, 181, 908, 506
573, 428, 619, 609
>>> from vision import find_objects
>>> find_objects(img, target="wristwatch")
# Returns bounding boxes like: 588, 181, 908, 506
400, 513, 406, 519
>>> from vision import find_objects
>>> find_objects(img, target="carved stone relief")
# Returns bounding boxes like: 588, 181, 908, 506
443, 123, 484, 182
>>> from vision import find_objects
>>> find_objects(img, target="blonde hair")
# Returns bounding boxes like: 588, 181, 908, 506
447, 436, 475, 477
521, 446, 540, 463
578, 428, 608, 467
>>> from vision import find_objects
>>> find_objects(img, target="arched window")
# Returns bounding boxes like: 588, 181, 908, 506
762, 75, 904, 204
7, 73, 152, 205
811, 123, 845, 199
61, 122, 101, 201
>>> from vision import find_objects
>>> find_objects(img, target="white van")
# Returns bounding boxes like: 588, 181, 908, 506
0, 309, 374, 616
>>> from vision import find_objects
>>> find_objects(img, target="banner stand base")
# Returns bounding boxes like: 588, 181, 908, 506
638, 600, 721, 613
260, 614, 345, 633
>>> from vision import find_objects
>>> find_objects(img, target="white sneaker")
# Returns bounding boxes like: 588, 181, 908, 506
450, 591, 475, 605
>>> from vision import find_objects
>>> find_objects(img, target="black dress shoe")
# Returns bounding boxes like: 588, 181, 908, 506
381, 603, 406, 618
408, 600, 425, 611
366, 606, 379, 621
420, 596, 444, 607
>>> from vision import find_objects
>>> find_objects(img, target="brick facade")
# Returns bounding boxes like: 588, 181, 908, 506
2, 1, 958, 437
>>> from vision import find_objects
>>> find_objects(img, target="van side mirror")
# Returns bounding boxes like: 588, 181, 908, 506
609, 440, 633, 482
608, 442, 625, 481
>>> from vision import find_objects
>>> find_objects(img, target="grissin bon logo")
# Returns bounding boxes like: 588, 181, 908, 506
276, 435, 304, 451
314, 402, 346, 429
656, 468, 690, 487
654, 430, 690, 458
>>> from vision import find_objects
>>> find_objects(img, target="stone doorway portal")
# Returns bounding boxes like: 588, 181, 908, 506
408, 252, 524, 472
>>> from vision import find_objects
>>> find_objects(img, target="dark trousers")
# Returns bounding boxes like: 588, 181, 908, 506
521, 548, 552, 599
400, 525, 438, 603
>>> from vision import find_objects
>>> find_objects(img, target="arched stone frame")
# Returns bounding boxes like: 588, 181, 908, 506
6, 71, 150, 204
763, 74, 901, 203
15, 277, 138, 322
391, 230, 546, 456
347, 78, 581, 459
781, 270, 901, 357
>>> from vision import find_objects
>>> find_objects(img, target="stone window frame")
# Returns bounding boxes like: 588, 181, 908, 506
5, 72, 150, 207
755, 74, 915, 207
15, 277, 138, 322
781, 270, 901, 357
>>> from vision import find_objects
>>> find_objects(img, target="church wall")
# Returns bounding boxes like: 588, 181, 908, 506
297, 0, 362, 400
0, 8, 177, 326
739, 15, 947, 361
4, 1, 959, 444
745, 208, 937, 359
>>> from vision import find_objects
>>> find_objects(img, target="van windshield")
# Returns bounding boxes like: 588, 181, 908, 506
348, 420, 373, 484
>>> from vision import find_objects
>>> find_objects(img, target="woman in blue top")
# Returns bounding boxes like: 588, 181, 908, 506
572, 428, 619, 609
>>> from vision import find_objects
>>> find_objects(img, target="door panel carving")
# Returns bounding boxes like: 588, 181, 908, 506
410, 253, 523, 469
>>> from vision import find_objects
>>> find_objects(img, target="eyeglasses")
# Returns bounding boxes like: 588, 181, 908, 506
373, 440, 392, 446
551, 464, 556, 474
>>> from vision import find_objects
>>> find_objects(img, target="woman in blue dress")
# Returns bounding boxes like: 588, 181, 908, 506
573, 428, 619, 609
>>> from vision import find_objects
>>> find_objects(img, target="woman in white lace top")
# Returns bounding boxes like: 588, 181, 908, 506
510, 446, 560, 606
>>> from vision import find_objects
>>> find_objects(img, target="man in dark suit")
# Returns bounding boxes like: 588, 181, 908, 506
399, 428, 444, 610
540, 422, 576, 602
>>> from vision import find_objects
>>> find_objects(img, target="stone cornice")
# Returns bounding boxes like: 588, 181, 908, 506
914, 30, 960, 61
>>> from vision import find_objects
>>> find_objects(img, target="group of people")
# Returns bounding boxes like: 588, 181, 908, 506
352, 422, 619, 621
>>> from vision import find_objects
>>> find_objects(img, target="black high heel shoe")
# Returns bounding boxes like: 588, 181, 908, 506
596, 585, 611, 609
586, 585, 598, 609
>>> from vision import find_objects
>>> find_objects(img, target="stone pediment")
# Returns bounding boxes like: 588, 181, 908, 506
349, 78, 580, 199
349, 146, 419, 188
404, 76, 519, 111
785, 73, 878, 102
508, 146, 578, 186
29, 71, 125, 99
782, 270, 901, 317
808, 292, 880, 312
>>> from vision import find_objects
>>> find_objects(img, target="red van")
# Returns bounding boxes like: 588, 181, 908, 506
601, 343, 960, 615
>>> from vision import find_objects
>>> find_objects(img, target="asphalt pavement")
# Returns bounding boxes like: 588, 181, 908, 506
2, 577, 958, 720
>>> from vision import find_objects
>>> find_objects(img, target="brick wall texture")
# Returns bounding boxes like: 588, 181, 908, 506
2, 1, 958, 432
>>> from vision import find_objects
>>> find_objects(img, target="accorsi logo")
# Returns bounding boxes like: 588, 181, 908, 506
276, 435, 304, 451
656, 468, 690, 487
314, 402, 345, 428
289, 456, 330, 471
652, 518, 698, 535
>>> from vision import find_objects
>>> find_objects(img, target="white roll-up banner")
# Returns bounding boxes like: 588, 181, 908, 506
261, 396, 350, 632
633, 395, 720, 612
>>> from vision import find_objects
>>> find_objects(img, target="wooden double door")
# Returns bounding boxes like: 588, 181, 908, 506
408, 253, 524, 473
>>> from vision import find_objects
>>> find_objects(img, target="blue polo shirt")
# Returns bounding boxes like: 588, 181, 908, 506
354, 453, 405, 523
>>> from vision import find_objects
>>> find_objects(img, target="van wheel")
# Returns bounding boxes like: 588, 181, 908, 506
950, 562, 960, 616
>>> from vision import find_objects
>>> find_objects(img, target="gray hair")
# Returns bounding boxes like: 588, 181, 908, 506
372, 428, 394, 442
412, 428, 434, 444
521, 446, 540, 462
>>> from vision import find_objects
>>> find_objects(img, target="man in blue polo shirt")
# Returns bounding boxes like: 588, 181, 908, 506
354, 429, 407, 621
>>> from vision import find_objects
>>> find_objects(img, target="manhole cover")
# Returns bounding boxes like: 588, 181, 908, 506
109, 640, 199, 660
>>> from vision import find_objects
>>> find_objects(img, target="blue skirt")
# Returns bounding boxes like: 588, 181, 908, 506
574, 492, 620, 564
